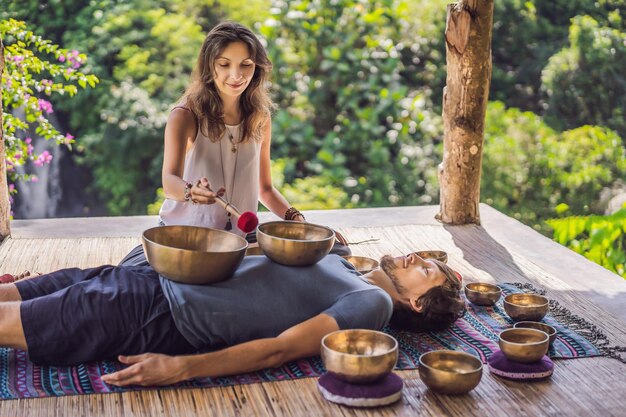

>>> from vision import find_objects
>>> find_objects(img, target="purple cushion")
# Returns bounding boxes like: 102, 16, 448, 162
488, 350, 554, 380
317, 372, 403, 407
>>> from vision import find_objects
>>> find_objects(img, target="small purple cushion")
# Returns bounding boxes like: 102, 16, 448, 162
488, 350, 554, 380
317, 373, 403, 407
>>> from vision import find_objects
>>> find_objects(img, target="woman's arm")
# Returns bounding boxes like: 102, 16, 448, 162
257, 118, 305, 221
101, 313, 340, 386
161, 108, 224, 204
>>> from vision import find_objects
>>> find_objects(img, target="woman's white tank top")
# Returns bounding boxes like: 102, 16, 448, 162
159, 123, 261, 236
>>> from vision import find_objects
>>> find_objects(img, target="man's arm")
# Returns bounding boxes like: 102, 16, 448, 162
101, 313, 340, 386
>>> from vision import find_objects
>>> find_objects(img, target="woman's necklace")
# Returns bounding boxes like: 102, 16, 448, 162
219, 125, 239, 231
226, 125, 238, 153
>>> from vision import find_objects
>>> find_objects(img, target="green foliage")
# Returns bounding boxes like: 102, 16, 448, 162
482, 102, 626, 231
547, 207, 626, 278
542, 15, 626, 139
270, 158, 352, 210
490, 0, 624, 112
261, 0, 440, 208
1, 18, 98, 204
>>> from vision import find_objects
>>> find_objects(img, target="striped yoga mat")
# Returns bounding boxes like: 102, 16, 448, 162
0, 283, 617, 400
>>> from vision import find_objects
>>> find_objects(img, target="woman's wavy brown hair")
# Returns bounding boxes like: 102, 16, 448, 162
388, 259, 466, 332
179, 21, 273, 142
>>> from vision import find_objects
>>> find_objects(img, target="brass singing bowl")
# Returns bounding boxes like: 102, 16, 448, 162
142, 225, 247, 284
413, 250, 448, 264
503, 293, 549, 322
257, 221, 335, 266
419, 350, 483, 395
464, 283, 501, 306
342, 256, 379, 274
244, 246, 264, 256
514, 321, 557, 345
499, 328, 550, 363
321, 329, 398, 384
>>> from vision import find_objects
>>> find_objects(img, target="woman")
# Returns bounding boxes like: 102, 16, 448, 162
159, 21, 305, 234
121, 22, 347, 266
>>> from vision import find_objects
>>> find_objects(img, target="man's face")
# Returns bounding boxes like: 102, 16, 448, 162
380, 254, 447, 305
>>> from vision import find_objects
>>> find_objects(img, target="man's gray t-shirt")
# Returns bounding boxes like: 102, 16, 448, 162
159, 254, 393, 349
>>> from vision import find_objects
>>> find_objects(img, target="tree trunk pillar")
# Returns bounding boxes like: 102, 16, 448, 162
437, 0, 494, 225
0, 38, 11, 240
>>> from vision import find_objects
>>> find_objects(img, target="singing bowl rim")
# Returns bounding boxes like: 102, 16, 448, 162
464, 282, 502, 296
418, 350, 483, 375
321, 329, 399, 358
503, 293, 549, 309
499, 328, 549, 346
342, 256, 380, 272
413, 250, 448, 263
257, 220, 335, 242
513, 321, 557, 341
143, 225, 248, 253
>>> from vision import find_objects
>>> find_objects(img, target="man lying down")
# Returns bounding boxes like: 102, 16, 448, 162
0, 253, 463, 386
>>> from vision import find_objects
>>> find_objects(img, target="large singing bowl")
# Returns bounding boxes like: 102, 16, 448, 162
142, 225, 247, 284
257, 221, 335, 266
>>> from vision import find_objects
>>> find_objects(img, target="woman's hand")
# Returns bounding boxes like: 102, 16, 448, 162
190, 177, 225, 204
101, 353, 189, 387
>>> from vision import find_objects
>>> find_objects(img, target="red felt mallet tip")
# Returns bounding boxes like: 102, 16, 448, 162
237, 211, 259, 234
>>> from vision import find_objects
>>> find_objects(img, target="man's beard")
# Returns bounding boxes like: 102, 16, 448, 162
380, 255, 408, 293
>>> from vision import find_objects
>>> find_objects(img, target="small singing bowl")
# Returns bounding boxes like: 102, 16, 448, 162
464, 283, 501, 306
321, 329, 398, 384
414, 250, 448, 264
342, 256, 380, 274
244, 246, 264, 256
142, 225, 247, 284
514, 321, 557, 345
503, 293, 550, 322
499, 328, 549, 363
418, 350, 483, 395
257, 221, 335, 266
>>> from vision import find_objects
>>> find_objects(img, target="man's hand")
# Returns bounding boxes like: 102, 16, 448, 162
101, 353, 189, 386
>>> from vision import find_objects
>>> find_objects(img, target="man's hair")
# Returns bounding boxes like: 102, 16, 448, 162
388, 259, 465, 332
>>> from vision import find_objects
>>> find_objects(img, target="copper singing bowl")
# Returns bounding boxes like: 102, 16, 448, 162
464, 283, 501, 306
342, 256, 379, 274
321, 329, 398, 384
503, 293, 549, 322
514, 321, 557, 345
142, 226, 247, 284
499, 328, 549, 363
419, 350, 483, 395
413, 250, 448, 264
257, 221, 335, 266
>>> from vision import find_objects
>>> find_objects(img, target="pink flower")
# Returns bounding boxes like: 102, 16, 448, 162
25, 137, 32, 144
31, 176, 39, 183
58, 55, 66, 62
11, 56, 24, 64
72, 50, 79, 56
34, 151, 53, 167
8, 184, 15, 193
64, 133, 75, 145
27, 144, 34, 155
38, 99, 53, 114
14, 153, 22, 160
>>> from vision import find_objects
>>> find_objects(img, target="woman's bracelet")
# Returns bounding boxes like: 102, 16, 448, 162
183, 182, 193, 203
284, 206, 305, 221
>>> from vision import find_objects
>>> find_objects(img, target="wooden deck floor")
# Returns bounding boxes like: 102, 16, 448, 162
1, 204, 625, 416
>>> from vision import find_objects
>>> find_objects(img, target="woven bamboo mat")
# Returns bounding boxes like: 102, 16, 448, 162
0, 225, 625, 416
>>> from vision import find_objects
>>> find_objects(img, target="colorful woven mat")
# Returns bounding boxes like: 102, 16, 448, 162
0, 283, 616, 400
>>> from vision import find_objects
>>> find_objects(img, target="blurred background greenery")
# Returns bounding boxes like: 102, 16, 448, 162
1, 0, 625, 277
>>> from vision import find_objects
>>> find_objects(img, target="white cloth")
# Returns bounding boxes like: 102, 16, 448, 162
159, 123, 261, 236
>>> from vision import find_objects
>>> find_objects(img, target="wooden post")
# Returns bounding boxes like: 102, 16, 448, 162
437, 0, 494, 225
0, 37, 11, 240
